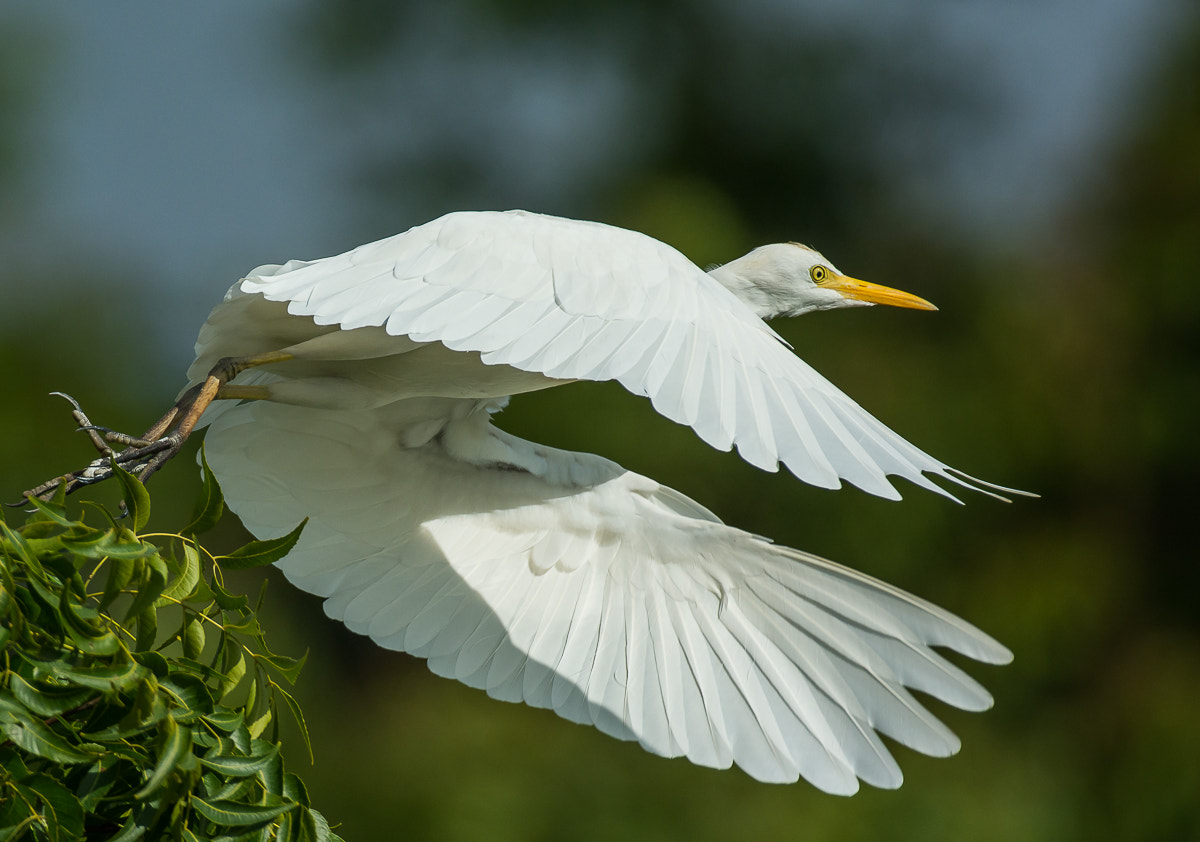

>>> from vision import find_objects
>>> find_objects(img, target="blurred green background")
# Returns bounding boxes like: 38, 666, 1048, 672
2, 1, 1198, 839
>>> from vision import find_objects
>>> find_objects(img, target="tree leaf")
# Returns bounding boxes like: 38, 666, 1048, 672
135, 716, 192, 799
271, 685, 312, 766
306, 806, 340, 842
20, 494, 76, 528
281, 772, 309, 808
161, 674, 215, 724
106, 804, 164, 842
255, 742, 284, 797
24, 571, 68, 625
10, 782, 63, 842
135, 650, 170, 679
225, 616, 263, 638
124, 554, 169, 623
131, 672, 162, 728
8, 674, 94, 717
183, 616, 206, 661
61, 592, 122, 656
162, 540, 202, 605
260, 653, 307, 687
99, 554, 136, 609
247, 708, 272, 740
181, 445, 225, 536
274, 807, 297, 842
48, 658, 148, 693
189, 796, 295, 828
199, 743, 280, 778
1, 521, 47, 577
219, 651, 248, 701
202, 709, 245, 733
21, 773, 85, 842
80, 500, 120, 532
209, 575, 248, 611
65, 626, 123, 657
0, 708, 97, 764
135, 607, 159, 653
0, 568, 14, 619
215, 521, 307, 571
74, 759, 124, 812
187, 574, 216, 605
63, 529, 157, 561
243, 674, 258, 719
112, 460, 152, 532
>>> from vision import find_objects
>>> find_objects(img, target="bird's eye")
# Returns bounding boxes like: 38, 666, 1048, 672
810, 266, 828, 283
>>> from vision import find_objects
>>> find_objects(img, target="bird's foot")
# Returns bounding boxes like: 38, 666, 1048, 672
13, 351, 294, 506
16, 368, 226, 505
13, 393, 195, 505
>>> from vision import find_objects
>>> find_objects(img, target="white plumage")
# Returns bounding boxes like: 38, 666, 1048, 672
190, 209, 1014, 792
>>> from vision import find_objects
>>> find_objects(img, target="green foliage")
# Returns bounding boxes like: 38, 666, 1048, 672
0, 455, 341, 841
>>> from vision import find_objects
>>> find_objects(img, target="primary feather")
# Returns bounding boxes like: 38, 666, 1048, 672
190, 209, 1013, 792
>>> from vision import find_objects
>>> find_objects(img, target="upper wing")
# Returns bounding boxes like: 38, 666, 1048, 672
238, 209, 1002, 501
203, 397, 1011, 791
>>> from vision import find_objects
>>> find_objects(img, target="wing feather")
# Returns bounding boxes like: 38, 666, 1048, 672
234, 210, 1008, 500
449, 611, 510, 688
741, 581, 962, 757
435, 295, 520, 345
400, 288, 490, 337
685, 599, 805, 784
543, 319, 635, 381
549, 567, 606, 724
596, 316, 671, 385
734, 595, 903, 780
441, 556, 535, 683
457, 299, 554, 350
645, 586, 692, 756
726, 350, 780, 472
641, 316, 693, 403
202, 398, 1009, 789
586, 574, 636, 742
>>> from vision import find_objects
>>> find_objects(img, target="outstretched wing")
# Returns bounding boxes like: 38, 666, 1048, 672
237, 210, 1004, 501
204, 397, 1011, 792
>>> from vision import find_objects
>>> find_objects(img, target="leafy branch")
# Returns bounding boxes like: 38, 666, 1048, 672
0, 449, 339, 841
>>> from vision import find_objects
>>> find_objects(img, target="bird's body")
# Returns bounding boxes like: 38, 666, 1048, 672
188, 209, 1015, 792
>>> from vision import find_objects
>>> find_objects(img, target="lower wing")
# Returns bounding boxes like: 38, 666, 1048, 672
203, 397, 1010, 792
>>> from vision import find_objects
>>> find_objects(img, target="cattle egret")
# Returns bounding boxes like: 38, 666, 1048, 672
30, 210, 1022, 793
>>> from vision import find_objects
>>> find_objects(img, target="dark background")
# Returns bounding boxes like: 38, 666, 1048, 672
2, 1, 1197, 839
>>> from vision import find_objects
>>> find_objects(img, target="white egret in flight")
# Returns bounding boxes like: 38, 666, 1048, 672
34, 210, 1022, 793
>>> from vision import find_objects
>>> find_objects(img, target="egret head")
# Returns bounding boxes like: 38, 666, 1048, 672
709, 242, 937, 320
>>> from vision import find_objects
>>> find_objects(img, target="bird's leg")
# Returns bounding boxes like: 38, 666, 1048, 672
16, 350, 293, 504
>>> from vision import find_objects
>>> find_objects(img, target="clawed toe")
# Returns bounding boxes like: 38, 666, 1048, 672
20, 350, 290, 505
19, 393, 198, 504
77, 425, 157, 449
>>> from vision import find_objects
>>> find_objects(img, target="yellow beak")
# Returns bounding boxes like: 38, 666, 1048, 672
819, 273, 938, 311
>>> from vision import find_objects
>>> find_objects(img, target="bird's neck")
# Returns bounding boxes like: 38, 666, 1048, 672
707, 259, 790, 320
